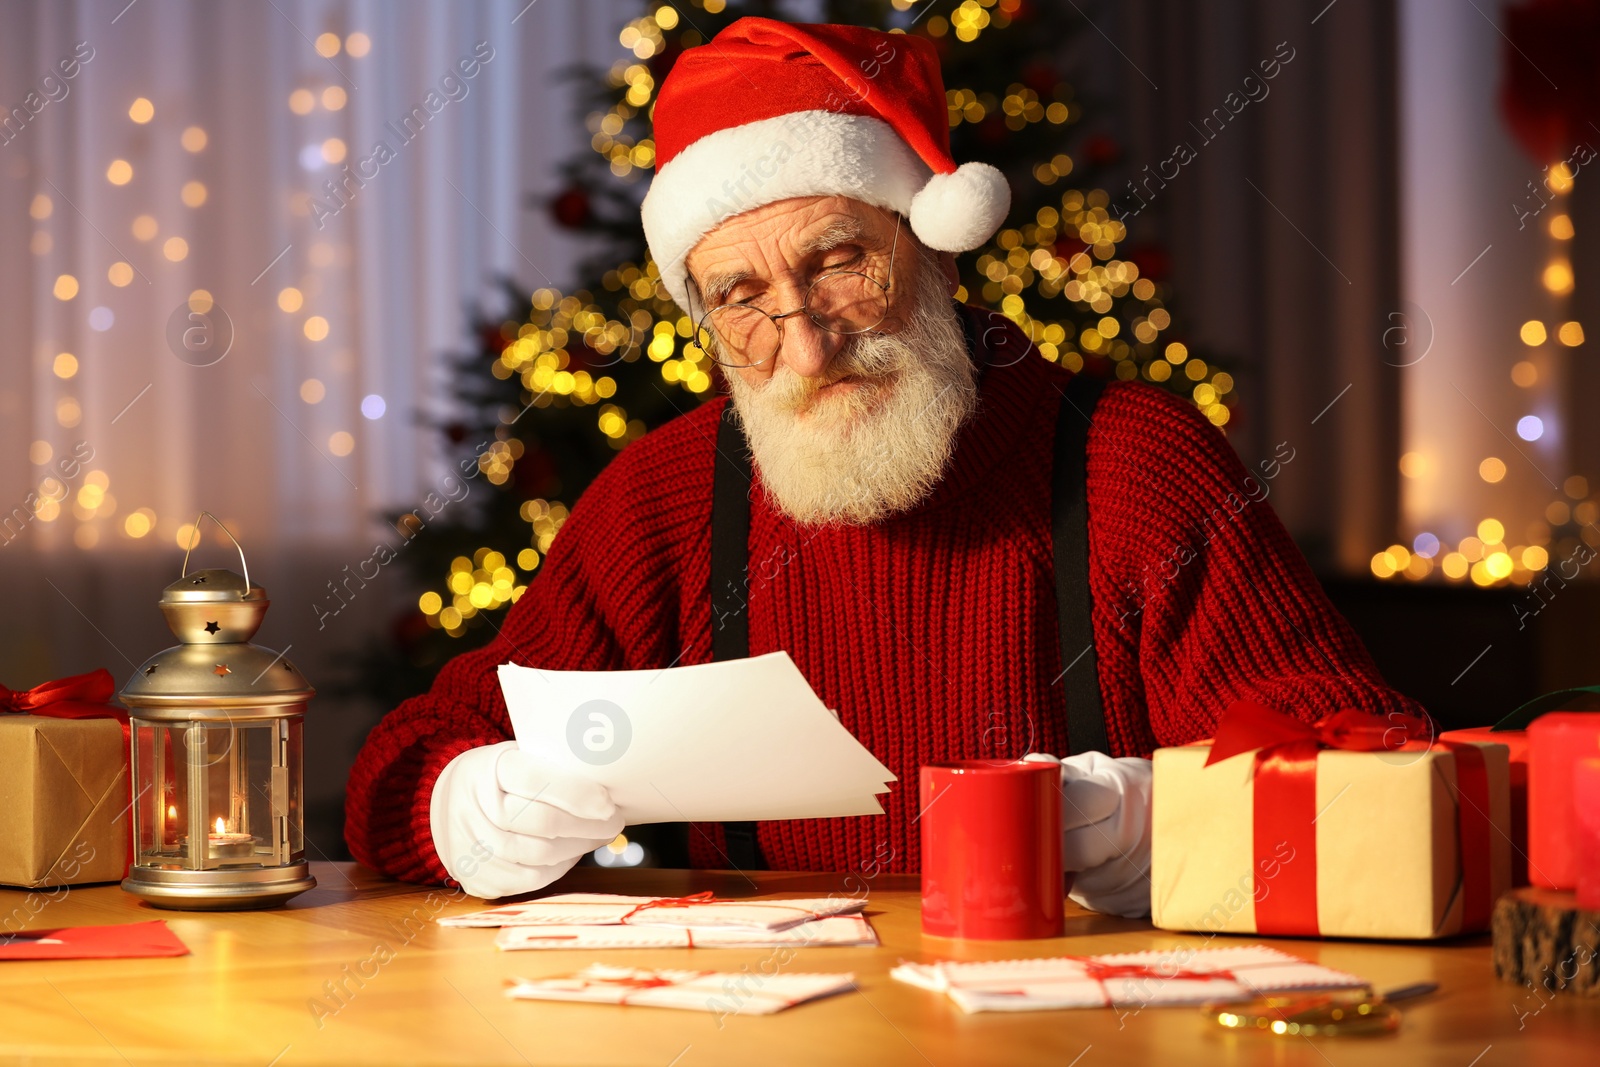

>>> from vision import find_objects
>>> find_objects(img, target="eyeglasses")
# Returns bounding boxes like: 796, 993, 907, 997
686, 214, 901, 369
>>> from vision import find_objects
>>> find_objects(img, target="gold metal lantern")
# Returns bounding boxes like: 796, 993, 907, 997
118, 515, 316, 909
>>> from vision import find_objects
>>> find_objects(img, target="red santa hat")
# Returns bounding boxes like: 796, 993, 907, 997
641, 18, 1011, 312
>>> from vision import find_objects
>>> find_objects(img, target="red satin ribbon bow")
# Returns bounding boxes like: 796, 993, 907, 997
0, 668, 120, 718
1202, 699, 1490, 936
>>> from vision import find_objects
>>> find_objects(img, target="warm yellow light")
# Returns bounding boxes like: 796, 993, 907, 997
1520, 320, 1547, 346
418, 591, 442, 614
132, 215, 158, 240
188, 290, 213, 313
1479, 457, 1506, 483
321, 138, 347, 164
1486, 552, 1514, 580
1370, 552, 1396, 579
1399, 452, 1428, 479
28, 441, 51, 465
1550, 214, 1575, 239
1548, 162, 1575, 194
315, 32, 341, 56
328, 431, 354, 456
345, 32, 371, 57
108, 261, 134, 287
55, 397, 81, 428
278, 287, 304, 313
1523, 545, 1549, 570
29, 194, 51, 219
163, 237, 188, 261
1441, 552, 1469, 580
181, 181, 207, 207
1478, 518, 1505, 544
1544, 258, 1575, 295
214, 816, 226, 835
300, 378, 325, 404
304, 315, 329, 341
107, 159, 133, 185
288, 88, 315, 115
321, 86, 347, 110
1512, 361, 1538, 387
1566, 475, 1589, 499
128, 97, 154, 123
176, 523, 200, 550
182, 126, 207, 152
1558, 322, 1585, 347
1165, 342, 1188, 364
53, 353, 78, 379
124, 511, 152, 538
53, 274, 78, 300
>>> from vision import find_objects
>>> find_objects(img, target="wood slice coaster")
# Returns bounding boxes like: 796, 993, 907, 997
1492, 887, 1600, 995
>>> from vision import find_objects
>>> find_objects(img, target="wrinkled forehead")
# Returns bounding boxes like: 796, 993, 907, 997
686, 196, 895, 300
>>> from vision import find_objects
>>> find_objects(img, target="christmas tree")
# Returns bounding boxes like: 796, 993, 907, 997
356, 0, 1230, 725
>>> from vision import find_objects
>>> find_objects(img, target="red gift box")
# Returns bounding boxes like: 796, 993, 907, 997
1439, 725, 1529, 887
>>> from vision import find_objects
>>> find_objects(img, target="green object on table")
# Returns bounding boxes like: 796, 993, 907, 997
1495, 686, 1600, 731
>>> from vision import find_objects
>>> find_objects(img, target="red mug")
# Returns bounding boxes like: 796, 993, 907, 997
920, 759, 1066, 940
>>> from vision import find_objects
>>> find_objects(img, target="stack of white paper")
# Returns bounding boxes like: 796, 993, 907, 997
495, 917, 877, 951
505, 965, 855, 1012
498, 652, 895, 824
891, 946, 1367, 1012
440, 892, 879, 950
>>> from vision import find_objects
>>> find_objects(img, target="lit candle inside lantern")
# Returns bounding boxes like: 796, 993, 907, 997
164, 803, 178, 847
1529, 712, 1600, 889
1575, 758, 1600, 910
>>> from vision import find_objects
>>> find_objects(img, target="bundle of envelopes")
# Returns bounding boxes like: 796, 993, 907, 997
504, 965, 857, 1013
440, 891, 879, 950
498, 652, 896, 823
891, 946, 1366, 1012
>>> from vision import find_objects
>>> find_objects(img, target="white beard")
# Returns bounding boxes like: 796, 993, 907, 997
725, 256, 980, 526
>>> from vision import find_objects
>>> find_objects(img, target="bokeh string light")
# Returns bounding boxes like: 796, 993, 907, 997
1376, 159, 1587, 588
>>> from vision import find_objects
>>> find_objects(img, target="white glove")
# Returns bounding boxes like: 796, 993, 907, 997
429, 740, 625, 899
1023, 751, 1153, 918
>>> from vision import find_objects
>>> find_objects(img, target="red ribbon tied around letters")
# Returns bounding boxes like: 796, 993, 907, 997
1201, 699, 1491, 936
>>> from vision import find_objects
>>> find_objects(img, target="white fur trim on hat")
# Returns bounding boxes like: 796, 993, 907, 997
642, 110, 936, 312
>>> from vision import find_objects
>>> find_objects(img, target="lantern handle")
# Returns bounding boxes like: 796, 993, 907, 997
180, 511, 251, 595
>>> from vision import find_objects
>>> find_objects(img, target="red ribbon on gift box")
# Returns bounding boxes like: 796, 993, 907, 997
1203, 700, 1492, 936
2, 668, 135, 879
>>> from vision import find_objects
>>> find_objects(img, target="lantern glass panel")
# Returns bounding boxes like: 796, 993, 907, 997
131, 718, 303, 870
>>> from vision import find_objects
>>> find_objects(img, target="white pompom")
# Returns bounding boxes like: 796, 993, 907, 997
908, 162, 1011, 252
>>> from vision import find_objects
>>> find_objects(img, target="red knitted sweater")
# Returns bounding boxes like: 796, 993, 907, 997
345, 312, 1423, 883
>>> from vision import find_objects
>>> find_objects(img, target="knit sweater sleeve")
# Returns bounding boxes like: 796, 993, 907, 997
1087, 380, 1425, 749
342, 433, 695, 884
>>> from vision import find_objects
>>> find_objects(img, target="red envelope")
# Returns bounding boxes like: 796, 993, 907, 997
0, 920, 188, 960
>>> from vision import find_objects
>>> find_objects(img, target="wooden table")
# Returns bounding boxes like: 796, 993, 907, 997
0, 862, 1593, 1066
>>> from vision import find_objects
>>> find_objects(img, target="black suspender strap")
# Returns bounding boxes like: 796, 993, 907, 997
1053, 374, 1110, 757
710, 403, 765, 871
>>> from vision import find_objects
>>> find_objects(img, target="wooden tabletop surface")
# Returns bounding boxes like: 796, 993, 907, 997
0, 862, 1592, 1066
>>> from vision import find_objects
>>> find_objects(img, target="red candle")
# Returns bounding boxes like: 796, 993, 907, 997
1528, 712, 1600, 889
1576, 759, 1600, 910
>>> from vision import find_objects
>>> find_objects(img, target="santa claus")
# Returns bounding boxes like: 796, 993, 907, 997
345, 18, 1421, 917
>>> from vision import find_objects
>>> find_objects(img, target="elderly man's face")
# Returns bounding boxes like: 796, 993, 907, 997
685, 195, 943, 392
682, 195, 980, 527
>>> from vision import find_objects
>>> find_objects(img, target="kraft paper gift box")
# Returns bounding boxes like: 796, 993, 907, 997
0, 671, 131, 888
1151, 701, 1512, 940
